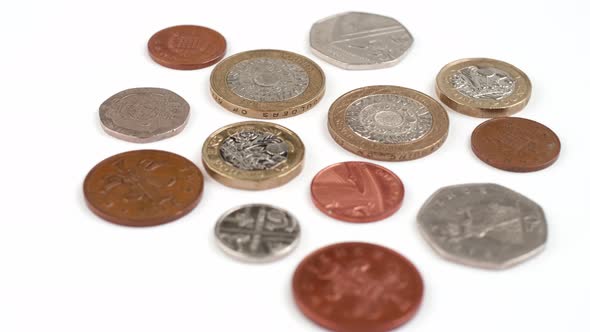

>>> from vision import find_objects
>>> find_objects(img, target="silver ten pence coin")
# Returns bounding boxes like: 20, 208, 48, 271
310, 12, 413, 70
215, 204, 300, 262
417, 183, 547, 269
99, 87, 190, 143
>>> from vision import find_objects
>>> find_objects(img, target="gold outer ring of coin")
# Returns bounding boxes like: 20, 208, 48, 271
328, 85, 449, 161
435, 58, 532, 118
202, 121, 305, 190
210, 49, 325, 119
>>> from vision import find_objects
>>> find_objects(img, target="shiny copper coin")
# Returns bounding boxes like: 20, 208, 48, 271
148, 25, 226, 70
292, 242, 424, 332
83, 150, 204, 226
310, 162, 404, 223
471, 117, 561, 172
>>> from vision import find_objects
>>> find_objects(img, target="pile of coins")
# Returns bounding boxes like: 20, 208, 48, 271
84, 11, 560, 332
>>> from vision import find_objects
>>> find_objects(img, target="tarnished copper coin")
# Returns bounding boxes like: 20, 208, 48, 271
292, 242, 424, 332
310, 162, 404, 223
148, 25, 226, 70
471, 117, 561, 172
83, 150, 204, 227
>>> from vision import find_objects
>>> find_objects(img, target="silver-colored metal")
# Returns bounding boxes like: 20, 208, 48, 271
451, 66, 516, 100
215, 204, 300, 262
99, 87, 190, 143
310, 12, 413, 70
346, 93, 433, 144
417, 183, 547, 269
226, 57, 310, 102
219, 130, 289, 171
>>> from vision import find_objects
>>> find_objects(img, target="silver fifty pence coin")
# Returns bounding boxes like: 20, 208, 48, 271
310, 12, 413, 70
417, 183, 547, 269
99, 87, 190, 143
214, 204, 300, 263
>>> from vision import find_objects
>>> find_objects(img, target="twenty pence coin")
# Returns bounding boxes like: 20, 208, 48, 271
328, 85, 449, 161
202, 121, 304, 190
83, 150, 204, 227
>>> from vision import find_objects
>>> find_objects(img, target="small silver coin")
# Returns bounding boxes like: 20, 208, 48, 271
417, 183, 547, 269
214, 204, 300, 262
99, 87, 190, 143
310, 12, 413, 70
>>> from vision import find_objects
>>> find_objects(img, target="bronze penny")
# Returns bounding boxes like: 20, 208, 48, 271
148, 25, 226, 70
471, 117, 561, 172
293, 242, 424, 332
83, 150, 204, 227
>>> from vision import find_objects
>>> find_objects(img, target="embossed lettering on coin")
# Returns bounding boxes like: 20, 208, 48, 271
346, 94, 433, 144
227, 58, 309, 102
310, 12, 413, 70
293, 242, 423, 331
215, 204, 300, 262
83, 150, 204, 227
99, 88, 190, 143
417, 183, 547, 269
220, 130, 289, 170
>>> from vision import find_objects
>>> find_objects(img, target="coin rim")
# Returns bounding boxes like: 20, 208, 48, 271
292, 241, 424, 331
201, 121, 305, 190
435, 57, 532, 118
214, 203, 301, 263
83, 149, 204, 227
310, 161, 405, 222
328, 85, 449, 161
147, 25, 227, 70
471, 117, 561, 172
210, 49, 325, 119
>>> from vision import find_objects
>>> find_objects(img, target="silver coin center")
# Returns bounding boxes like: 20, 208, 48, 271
220, 130, 289, 171
226, 57, 309, 102
451, 65, 515, 100
346, 94, 433, 144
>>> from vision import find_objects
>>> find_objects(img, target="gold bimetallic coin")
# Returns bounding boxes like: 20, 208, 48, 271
436, 58, 532, 118
328, 86, 449, 161
210, 49, 325, 119
202, 121, 305, 190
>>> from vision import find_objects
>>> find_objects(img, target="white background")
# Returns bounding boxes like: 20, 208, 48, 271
1, 0, 588, 331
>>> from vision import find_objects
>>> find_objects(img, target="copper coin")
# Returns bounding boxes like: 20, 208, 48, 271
471, 117, 561, 172
148, 25, 226, 70
310, 162, 404, 223
292, 242, 424, 332
83, 150, 204, 227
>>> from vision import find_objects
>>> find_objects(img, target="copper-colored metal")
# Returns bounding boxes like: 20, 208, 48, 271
83, 150, 204, 227
471, 117, 560, 172
310, 161, 404, 223
292, 242, 424, 332
148, 25, 226, 70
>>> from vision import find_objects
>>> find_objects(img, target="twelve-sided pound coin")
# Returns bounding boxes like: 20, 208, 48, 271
417, 183, 547, 269
310, 12, 413, 70
215, 204, 300, 262
436, 58, 532, 117
99, 87, 190, 143
202, 121, 305, 190
210, 49, 325, 119
328, 85, 449, 161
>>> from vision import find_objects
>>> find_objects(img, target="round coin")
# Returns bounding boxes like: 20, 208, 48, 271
215, 204, 300, 262
328, 85, 449, 161
210, 49, 325, 119
310, 12, 413, 70
99, 87, 190, 143
471, 117, 560, 172
293, 242, 423, 332
436, 58, 532, 117
417, 183, 547, 269
83, 150, 204, 227
310, 162, 404, 223
202, 121, 304, 190
148, 25, 226, 70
